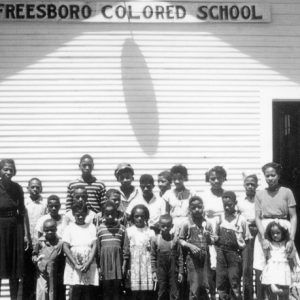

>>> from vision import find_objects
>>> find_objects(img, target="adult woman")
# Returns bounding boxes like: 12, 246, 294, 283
201, 165, 227, 300
254, 162, 297, 299
0, 159, 30, 299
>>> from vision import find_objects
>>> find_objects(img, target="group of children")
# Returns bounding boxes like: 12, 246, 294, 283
22, 155, 296, 300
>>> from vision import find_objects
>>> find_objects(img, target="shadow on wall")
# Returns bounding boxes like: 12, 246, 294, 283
121, 38, 159, 156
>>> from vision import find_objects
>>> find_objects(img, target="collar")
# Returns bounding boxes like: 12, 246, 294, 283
29, 195, 43, 204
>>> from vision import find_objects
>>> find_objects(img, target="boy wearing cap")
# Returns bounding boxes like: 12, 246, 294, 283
114, 163, 140, 212
66, 154, 106, 213
215, 191, 251, 300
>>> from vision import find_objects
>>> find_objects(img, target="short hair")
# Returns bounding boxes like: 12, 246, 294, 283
140, 174, 154, 185
0, 159, 17, 175
159, 214, 173, 224
103, 200, 116, 211
28, 177, 42, 187
158, 170, 172, 184
43, 219, 57, 231
130, 204, 150, 223
189, 195, 204, 206
205, 166, 227, 182
106, 189, 121, 199
47, 195, 60, 204
243, 173, 258, 184
170, 164, 188, 181
222, 191, 237, 203
262, 162, 282, 176
79, 154, 94, 164
264, 221, 289, 243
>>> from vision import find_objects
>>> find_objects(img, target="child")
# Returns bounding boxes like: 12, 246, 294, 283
237, 173, 258, 300
35, 195, 65, 239
151, 214, 183, 300
215, 191, 251, 300
261, 221, 292, 300
157, 170, 172, 197
126, 174, 166, 231
94, 189, 127, 227
64, 185, 96, 227
124, 204, 155, 300
179, 196, 213, 300
114, 163, 140, 212
163, 164, 195, 233
96, 200, 127, 300
63, 202, 98, 300
32, 219, 64, 300
66, 154, 106, 213
24, 177, 47, 300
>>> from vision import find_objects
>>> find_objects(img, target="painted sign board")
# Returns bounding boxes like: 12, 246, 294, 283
0, 1, 271, 22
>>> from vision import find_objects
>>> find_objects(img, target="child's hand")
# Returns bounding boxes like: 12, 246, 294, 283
152, 272, 158, 282
206, 210, 215, 218
189, 244, 202, 255
286, 240, 295, 255
178, 273, 183, 283
80, 262, 91, 273
262, 239, 271, 250
74, 263, 82, 271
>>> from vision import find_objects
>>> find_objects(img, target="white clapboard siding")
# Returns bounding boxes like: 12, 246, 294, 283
0, 0, 300, 298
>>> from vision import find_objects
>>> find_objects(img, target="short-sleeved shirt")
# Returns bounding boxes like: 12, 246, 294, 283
35, 214, 65, 239
25, 196, 47, 245
237, 196, 255, 223
255, 186, 296, 218
65, 177, 106, 213
201, 188, 224, 218
126, 194, 166, 227
118, 186, 141, 212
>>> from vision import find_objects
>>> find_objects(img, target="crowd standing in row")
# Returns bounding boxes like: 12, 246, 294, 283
0, 156, 299, 300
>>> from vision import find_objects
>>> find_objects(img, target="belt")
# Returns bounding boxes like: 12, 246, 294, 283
0, 210, 18, 217
262, 214, 288, 220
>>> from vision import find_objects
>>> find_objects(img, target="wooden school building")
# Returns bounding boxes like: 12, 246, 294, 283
0, 0, 300, 297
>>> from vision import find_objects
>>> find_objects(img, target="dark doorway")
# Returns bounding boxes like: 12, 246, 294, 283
273, 101, 300, 251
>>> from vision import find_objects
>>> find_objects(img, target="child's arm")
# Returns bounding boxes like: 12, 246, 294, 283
32, 241, 41, 264
122, 230, 130, 276
63, 242, 81, 270
150, 236, 158, 282
177, 241, 184, 283
81, 240, 97, 273
178, 222, 201, 255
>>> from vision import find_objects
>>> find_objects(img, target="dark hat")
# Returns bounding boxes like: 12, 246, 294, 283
114, 163, 134, 178
222, 191, 237, 202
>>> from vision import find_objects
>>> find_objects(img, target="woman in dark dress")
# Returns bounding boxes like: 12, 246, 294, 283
0, 159, 30, 299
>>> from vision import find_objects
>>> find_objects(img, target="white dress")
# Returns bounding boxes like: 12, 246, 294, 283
261, 242, 291, 286
63, 222, 99, 286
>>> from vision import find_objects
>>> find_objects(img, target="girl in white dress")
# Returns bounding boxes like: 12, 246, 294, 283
261, 221, 292, 300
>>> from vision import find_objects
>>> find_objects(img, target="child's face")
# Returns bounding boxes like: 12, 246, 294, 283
73, 188, 88, 204
133, 208, 146, 228
159, 219, 173, 234
264, 167, 279, 189
48, 200, 61, 217
74, 210, 87, 225
271, 225, 283, 242
172, 173, 185, 190
0, 163, 14, 182
140, 181, 154, 199
80, 158, 93, 176
222, 197, 236, 214
43, 221, 57, 241
189, 200, 204, 218
158, 176, 171, 193
118, 172, 134, 187
27, 179, 42, 200
208, 171, 225, 190
108, 193, 121, 208
244, 177, 257, 198
104, 206, 117, 224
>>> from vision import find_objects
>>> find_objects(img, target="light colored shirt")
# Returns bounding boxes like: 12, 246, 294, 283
35, 214, 65, 239
25, 195, 47, 245
237, 196, 255, 223
118, 186, 141, 212
126, 193, 166, 227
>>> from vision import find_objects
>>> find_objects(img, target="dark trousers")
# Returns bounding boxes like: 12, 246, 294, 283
157, 252, 179, 300
102, 280, 122, 300
242, 238, 255, 300
186, 255, 209, 300
216, 248, 242, 300
71, 285, 97, 300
